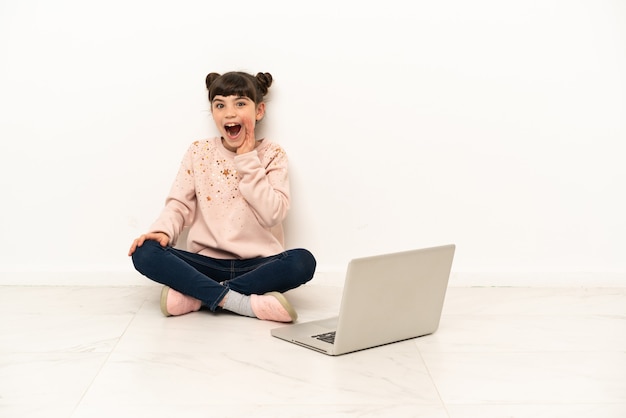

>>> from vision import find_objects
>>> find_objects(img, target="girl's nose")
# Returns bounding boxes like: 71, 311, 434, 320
225, 105, 236, 117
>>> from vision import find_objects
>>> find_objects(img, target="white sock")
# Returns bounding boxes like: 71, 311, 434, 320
221, 290, 255, 317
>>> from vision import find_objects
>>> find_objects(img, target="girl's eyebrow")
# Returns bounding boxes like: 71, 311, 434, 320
212, 96, 250, 102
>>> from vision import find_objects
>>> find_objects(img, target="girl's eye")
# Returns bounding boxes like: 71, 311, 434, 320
214, 103, 224, 109
236, 102, 246, 107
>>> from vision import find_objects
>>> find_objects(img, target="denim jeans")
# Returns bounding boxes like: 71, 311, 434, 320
131, 240, 316, 311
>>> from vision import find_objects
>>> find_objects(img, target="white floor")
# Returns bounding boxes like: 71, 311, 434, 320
1, 283, 625, 418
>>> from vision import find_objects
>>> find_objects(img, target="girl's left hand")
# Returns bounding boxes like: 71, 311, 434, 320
237, 118, 256, 155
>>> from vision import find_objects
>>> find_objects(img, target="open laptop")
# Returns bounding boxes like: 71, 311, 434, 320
271, 244, 456, 356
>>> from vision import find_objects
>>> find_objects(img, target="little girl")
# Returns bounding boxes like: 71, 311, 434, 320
128, 71, 316, 322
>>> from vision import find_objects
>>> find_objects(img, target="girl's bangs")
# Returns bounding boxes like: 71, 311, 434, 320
210, 76, 255, 101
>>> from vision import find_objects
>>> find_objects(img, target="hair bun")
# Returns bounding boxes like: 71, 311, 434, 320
255, 72, 273, 95
205, 72, 221, 90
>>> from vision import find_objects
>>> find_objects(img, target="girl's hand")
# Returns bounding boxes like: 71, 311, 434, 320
237, 118, 256, 155
128, 232, 170, 256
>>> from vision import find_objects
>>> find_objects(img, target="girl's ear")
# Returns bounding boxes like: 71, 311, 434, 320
255, 102, 266, 121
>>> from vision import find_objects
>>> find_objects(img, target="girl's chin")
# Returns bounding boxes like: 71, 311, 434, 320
222, 137, 242, 151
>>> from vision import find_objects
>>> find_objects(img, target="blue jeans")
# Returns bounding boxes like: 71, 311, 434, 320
131, 240, 316, 311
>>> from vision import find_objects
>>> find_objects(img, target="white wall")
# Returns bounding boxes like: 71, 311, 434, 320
1, 0, 625, 286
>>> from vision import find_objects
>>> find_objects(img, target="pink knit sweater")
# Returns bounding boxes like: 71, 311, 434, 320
149, 137, 290, 259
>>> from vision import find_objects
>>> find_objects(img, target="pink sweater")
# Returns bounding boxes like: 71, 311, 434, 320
149, 137, 290, 259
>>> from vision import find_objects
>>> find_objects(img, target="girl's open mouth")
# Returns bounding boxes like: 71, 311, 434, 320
225, 123, 241, 138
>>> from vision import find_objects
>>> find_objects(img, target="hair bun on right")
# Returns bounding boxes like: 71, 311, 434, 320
255, 72, 273, 95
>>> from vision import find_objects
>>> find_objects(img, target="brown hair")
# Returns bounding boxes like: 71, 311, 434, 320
205, 71, 273, 105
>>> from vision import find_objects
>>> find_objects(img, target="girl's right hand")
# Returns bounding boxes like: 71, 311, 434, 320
128, 232, 170, 256
236, 117, 257, 155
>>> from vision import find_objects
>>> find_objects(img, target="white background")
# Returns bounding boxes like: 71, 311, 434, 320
1, 0, 625, 285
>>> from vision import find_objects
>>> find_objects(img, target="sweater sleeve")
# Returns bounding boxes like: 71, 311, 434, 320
235, 145, 290, 228
148, 145, 198, 246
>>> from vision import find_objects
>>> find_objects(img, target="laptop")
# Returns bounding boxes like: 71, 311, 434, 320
271, 244, 456, 356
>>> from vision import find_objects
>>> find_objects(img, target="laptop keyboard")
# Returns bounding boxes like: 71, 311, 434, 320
312, 331, 336, 344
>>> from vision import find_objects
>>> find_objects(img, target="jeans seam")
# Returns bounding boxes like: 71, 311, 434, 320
169, 247, 232, 274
